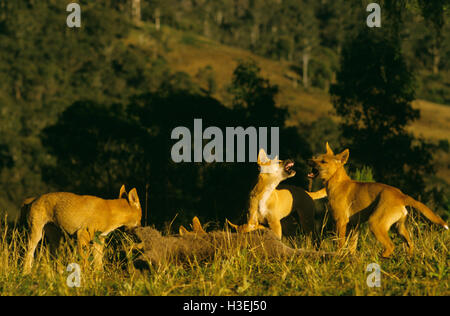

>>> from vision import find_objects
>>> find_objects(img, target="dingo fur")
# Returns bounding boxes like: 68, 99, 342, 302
20, 197, 64, 254
23, 185, 142, 274
308, 143, 448, 257
228, 149, 316, 239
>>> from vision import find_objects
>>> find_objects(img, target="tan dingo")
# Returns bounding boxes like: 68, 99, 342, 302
23, 185, 142, 274
228, 149, 316, 239
308, 143, 448, 257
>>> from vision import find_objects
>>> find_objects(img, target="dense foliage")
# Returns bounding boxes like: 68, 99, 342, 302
0, 1, 448, 226
142, 0, 450, 102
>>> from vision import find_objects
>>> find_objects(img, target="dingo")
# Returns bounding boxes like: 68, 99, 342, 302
228, 149, 316, 239
308, 143, 448, 257
23, 185, 142, 274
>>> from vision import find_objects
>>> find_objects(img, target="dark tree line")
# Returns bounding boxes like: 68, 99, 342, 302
41, 60, 312, 227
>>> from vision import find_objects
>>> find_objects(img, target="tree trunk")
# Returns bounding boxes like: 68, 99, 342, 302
155, 8, 161, 31
15, 78, 22, 100
303, 47, 311, 88
216, 11, 223, 25
251, 24, 259, 45
204, 19, 210, 37
432, 44, 440, 75
131, 0, 141, 23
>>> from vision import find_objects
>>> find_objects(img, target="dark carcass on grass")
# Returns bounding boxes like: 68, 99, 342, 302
133, 217, 335, 267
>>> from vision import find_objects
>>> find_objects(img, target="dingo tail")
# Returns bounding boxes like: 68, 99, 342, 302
405, 196, 448, 230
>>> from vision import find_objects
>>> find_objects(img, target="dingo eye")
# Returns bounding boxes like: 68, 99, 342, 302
321, 160, 326, 164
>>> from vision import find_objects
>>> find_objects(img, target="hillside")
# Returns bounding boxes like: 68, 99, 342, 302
132, 25, 450, 183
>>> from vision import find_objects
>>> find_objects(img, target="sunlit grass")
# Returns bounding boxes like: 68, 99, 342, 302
0, 217, 448, 296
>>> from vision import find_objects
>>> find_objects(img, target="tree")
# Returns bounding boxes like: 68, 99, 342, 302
417, 0, 449, 74
0, 144, 12, 170
227, 59, 311, 187
330, 29, 436, 197
41, 101, 144, 196
228, 59, 286, 127
275, 0, 320, 88
131, 0, 141, 23
0, 1, 142, 216
297, 0, 320, 89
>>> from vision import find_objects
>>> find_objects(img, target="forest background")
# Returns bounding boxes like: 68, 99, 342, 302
0, 0, 449, 228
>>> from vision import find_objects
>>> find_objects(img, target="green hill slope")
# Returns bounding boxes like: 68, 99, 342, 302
128, 25, 450, 183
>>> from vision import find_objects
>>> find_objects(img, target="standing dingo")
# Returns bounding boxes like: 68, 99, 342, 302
308, 143, 448, 257
23, 185, 142, 274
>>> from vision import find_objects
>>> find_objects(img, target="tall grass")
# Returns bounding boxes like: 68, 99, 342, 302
0, 217, 448, 296
353, 166, 375, 183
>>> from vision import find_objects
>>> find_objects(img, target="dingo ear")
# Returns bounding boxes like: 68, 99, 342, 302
192, 216, 206, 234
337, 149, 349, 164
257, 148, 270, 165
179, 225, 189, 236
119, 185, 127, 199
128, 188, 141, 209
326, 142, 334, 155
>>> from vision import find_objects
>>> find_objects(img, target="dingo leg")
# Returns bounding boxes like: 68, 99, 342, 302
24, 219, 47, 274
92, 236, 105, 270
397, 213, 413, 255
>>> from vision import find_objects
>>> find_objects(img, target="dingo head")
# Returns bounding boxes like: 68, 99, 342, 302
120, 186, 142, 230
308, 142, 349, 182
258, 149, 296, 180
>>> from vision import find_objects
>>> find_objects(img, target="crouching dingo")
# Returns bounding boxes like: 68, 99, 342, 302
23, 185, 142, 274
308, 143, 448, 257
